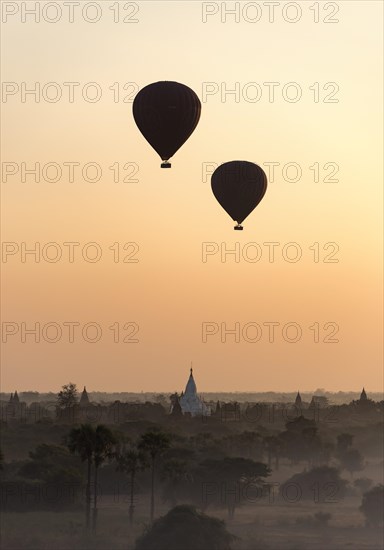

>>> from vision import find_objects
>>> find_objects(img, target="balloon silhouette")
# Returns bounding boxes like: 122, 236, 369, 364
211, 161, 268, 230
132, 81, 201, 168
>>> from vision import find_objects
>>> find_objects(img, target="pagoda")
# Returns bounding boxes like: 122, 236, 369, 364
179, 367, 211, 417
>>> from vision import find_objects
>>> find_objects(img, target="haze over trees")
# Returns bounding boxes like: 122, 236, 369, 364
1, 385, 383, 549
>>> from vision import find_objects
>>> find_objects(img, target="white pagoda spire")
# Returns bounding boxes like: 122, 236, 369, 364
179, 364, 210, 417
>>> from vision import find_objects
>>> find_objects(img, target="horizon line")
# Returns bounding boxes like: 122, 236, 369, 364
2, 388, 383, 395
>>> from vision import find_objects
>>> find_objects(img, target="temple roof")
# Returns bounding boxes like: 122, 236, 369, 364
180, 367, 210, 417
80, 386, 90, 404
360, 387, 367, 400
184, 368, 197, 396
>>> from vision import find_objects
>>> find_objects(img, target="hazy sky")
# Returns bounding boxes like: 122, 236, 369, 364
1, 1, 383, 393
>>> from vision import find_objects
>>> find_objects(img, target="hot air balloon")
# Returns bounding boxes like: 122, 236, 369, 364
132, 81, 201, 168
211, 161, 268, 230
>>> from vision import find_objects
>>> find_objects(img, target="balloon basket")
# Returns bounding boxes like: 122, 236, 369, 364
234, 225, 243, 231
161, 162, 171, 168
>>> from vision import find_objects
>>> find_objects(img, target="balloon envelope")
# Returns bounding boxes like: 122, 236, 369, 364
132, 81, 201, 167
211, 161, 268, 227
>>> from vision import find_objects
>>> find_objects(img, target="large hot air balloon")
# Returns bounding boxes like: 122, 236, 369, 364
132, 81, 201, 168
211, 161, 268, 230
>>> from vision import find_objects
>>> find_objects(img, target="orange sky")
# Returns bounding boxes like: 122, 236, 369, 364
1, 1, 383, 393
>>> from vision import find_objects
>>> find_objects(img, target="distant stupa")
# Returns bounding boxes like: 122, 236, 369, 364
179, 366, 211, 417
359, 387, 368, 401
169, 393, 183, 416
79, 386, 90, 405
295, 391, 302, 407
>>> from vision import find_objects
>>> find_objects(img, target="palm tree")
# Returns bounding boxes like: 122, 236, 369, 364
93, 425, 117, 532
138, 429, 171, 522
67, 424, 95, 529
116, 446, 148, 524
239, 431, 263, 459
263, 435, 281, 470
161, 458, 190, 507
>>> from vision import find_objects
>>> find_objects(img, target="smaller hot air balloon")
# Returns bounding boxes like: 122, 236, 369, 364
211, 161, 268, 230
132, 81, 201, 168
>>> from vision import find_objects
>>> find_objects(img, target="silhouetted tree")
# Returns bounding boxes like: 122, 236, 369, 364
263, 435, 281, 470
279, 416, 322, 466
57, 382, 78, 409
318, 441, 334, 465
159, 446, 197, 506
237, 431, 263, 460
339, 448, 364, 479
92, 425, 117, 532
116, 446, 148, 524
138, 429, 171, 521
67, 424, 95, 529
196, 457, 271, 519
161, 458, 190, 507
280, 466, 348, 502
134, 505, 236, 550
354, 477, 373, 495
336, 433, 354, 453
360, 485, 384, 527
18, 443, 82, 486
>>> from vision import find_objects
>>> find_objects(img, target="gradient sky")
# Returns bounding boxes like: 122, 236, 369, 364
1, 1, 383, 393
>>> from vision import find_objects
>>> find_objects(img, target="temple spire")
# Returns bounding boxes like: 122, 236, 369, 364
360, 387, 367, 401
80, 386, 90, 405
179, 365, 210, 417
